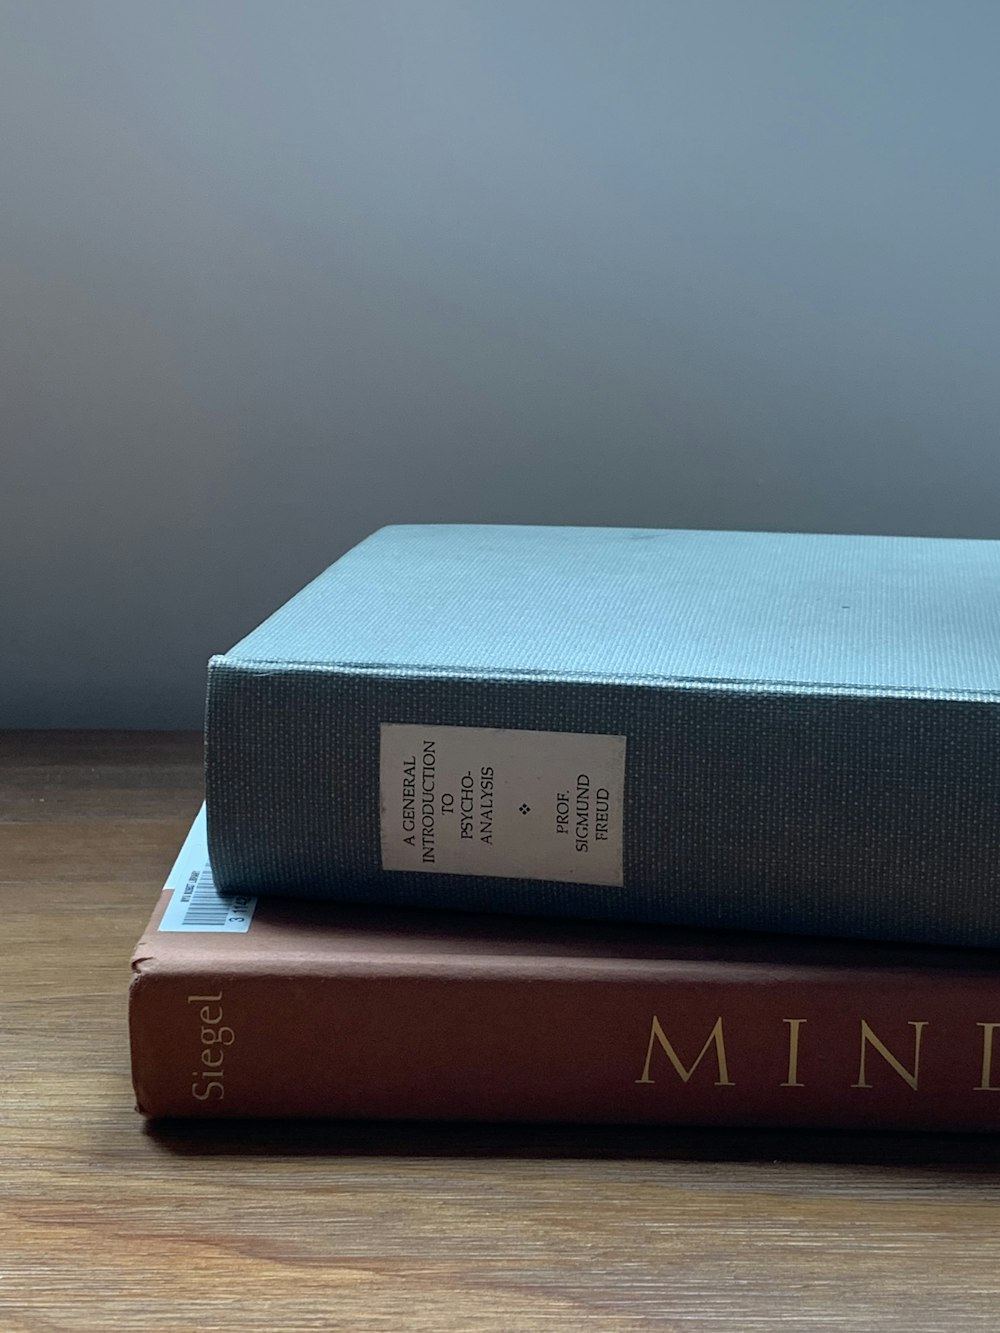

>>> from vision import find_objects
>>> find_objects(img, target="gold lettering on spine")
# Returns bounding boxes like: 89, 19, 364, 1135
188, 991, 230, 1103
851, 1020, 926, 1090
975, 1023, 1000, 1090
781, 1019, 806, 1087
635, 1016, 734, 1086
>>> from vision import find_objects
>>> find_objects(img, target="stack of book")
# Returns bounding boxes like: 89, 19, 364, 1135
130, 525, 1000, 1130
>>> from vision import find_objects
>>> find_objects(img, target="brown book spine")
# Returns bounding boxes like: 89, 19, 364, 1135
129, 959, 1000, 1129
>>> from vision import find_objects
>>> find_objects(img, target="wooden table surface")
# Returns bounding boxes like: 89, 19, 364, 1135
3, 731, 1000, 1331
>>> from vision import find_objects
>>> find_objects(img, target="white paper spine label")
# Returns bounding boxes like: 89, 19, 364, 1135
379, 724, 626, 887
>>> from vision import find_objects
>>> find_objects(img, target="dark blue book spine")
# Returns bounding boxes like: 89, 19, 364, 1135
204, 657, 1000, 946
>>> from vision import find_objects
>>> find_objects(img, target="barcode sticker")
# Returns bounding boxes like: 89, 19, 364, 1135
158, 805, 258, 933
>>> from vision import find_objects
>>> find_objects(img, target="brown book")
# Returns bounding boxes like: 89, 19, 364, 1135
130, 813, 1000, 1128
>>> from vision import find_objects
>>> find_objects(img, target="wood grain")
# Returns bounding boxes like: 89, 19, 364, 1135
3, 732, 1000, 1331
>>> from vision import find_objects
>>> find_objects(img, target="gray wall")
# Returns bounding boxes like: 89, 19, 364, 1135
3, 1, 999, 728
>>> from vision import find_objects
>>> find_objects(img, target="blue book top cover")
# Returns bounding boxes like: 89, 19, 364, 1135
207, 525, 1000, 947
225, 525, 1000, 698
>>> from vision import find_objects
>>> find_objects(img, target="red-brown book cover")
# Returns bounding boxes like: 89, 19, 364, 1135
129, 812, 1000, 1128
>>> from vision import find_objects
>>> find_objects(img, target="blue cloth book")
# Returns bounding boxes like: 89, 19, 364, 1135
205, 524, 1000, 946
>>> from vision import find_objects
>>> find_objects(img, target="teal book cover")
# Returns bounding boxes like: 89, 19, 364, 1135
205, 524, 1000, 946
